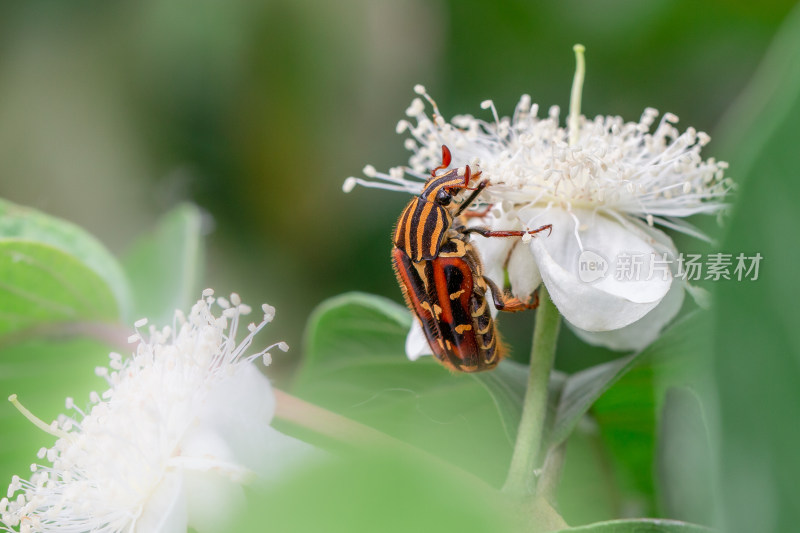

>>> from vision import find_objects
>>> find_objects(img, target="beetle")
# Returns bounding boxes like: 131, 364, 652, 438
392, 145, 552, 372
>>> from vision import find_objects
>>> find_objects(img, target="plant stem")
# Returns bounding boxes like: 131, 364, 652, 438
537, 441, 567, 504
502, 287, 562, 495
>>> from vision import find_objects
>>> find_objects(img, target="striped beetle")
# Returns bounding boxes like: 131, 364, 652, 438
392, 146, 552, 372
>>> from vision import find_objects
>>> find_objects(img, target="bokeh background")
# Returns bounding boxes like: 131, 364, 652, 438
0, 0, 793, 365
1, 1, 799, 530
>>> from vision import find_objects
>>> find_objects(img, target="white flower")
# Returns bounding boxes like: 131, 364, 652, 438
346, 47, 732, 352
0, 290, 307, 533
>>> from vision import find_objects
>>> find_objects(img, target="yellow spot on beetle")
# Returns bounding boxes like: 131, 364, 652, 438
439, 239, 466, 258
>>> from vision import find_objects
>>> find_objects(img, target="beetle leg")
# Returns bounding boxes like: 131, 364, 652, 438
483, 276, 540, 312
453, 180, 489, 217
460, 204, 493, 219
462, 224, 553, 239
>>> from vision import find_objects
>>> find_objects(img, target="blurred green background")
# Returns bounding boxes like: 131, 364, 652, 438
1, 2, 799, 530
0, 0, 794, 369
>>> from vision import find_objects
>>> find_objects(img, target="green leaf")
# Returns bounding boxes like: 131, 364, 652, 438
473, 356, 566, 449
0, 201, 126, 486
714, 4, 800, 177
555, 518, 714, 533
591, 360, 658, 514
122, 203, 204, 324
711, 5, 800, 533
293, 292, 555, 485
549, 311, 706, 450
549, 353, 637, 448
234, 450, 514, 533
470, 357, 529, 444
656, 387, 714, 526
0, 242, 121, 339
556, 428, 620, 525
0, 337, 112, 488
555, 311, 712, 519
0, 199, 131, 322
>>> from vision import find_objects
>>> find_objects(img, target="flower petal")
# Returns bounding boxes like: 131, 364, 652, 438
568, 277, 685, 351
256, 425, 319, 482
507, 241, 542, 301
135, 472, 187, 533
466, 213, 542, 302
194, 363, 275, 470
469, 216, 517, 289
406, 318, 433, 360
520, 207, 674, 331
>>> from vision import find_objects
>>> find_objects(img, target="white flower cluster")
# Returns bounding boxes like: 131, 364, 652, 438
347, 52, 732, 352
1, 290, 304, 533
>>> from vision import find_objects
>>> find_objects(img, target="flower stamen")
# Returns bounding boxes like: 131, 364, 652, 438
7, 395, 69, 440
2, 291, 291, 532
569, 44, 586, 147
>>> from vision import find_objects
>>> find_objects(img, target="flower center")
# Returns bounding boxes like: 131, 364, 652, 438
344, 44, 732, 229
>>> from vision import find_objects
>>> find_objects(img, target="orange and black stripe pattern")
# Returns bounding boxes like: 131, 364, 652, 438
391, 145, 546, 373
392, 232, 502, 372
393, 166, 470, 262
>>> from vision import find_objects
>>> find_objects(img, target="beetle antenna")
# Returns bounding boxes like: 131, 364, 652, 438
431, 145, 452, 176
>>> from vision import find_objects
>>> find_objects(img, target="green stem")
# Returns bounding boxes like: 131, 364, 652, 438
502, 287, 562, 495
537, 441, 567, 504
